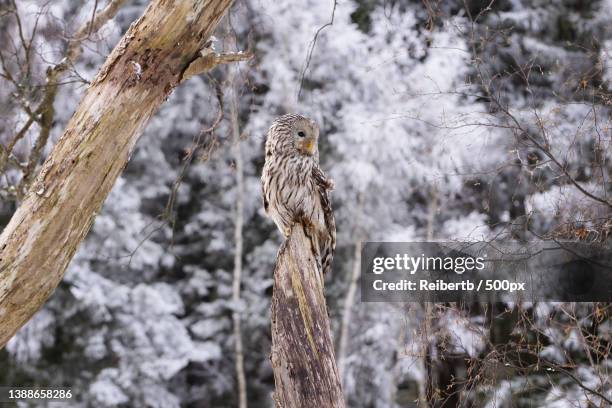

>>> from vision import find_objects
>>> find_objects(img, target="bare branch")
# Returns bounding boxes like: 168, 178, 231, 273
181, 48, 252, 83
0, 0, 129, 197
296, 0, 337, 100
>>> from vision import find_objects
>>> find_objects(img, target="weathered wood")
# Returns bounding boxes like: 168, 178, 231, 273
271, 224, 345, 408
0, 0, 234, 348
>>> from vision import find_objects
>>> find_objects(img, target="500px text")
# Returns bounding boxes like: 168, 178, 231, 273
373, 279, 526, 292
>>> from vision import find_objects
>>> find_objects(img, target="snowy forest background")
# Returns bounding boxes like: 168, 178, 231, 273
0, 0, 611, 407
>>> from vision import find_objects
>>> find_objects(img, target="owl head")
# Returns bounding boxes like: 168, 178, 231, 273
266, 114, 320, 158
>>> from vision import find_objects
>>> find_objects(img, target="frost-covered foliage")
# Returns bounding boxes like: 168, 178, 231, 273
0, 0, 610, 407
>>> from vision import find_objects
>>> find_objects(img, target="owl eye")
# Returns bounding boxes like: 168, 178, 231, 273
297, 131, 306, 138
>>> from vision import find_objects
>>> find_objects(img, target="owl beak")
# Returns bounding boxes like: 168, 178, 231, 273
298, 137, 316, 155
304, 139, 315, 154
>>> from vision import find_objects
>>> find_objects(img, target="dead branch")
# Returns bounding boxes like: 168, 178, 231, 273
271, 223, 345, 408
181, 48, 252, 83
0, 0, 235, 349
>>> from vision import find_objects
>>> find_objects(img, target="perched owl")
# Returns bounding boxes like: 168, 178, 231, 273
261, 114, 336, 275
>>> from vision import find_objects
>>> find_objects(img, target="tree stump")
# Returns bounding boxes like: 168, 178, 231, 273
271, 224, 345, 407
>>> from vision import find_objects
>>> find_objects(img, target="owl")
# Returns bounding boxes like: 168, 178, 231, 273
261, 114, 336, 275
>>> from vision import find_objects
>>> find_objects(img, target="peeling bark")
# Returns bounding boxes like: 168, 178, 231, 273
271, 224, 345, 408
0, 0, 234, 348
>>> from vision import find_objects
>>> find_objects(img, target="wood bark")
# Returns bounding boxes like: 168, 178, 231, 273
271, 224, 345, 408
0, 0, 234, 348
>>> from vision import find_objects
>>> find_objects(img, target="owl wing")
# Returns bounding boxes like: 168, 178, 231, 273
262, 179, 269, 213
261, 160, 271, 214
313, 165, 336, 275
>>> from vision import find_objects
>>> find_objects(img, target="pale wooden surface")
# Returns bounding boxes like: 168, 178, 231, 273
0, 0, 234, 348
271, 224, 345, 407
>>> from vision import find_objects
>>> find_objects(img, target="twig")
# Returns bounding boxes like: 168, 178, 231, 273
296, 0, 337, 100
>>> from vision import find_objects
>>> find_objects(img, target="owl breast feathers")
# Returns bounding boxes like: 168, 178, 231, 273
261, 113, 336, 275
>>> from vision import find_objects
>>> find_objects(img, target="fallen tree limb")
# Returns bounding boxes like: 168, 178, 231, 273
0, 0, 234, 348
271, 224, 345, 408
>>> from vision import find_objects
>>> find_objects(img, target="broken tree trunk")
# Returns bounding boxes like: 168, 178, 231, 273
0, 0, 237, 348
271, 224, 345, 408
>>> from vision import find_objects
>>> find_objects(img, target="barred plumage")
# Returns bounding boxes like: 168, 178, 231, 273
261, 114, 336, 275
